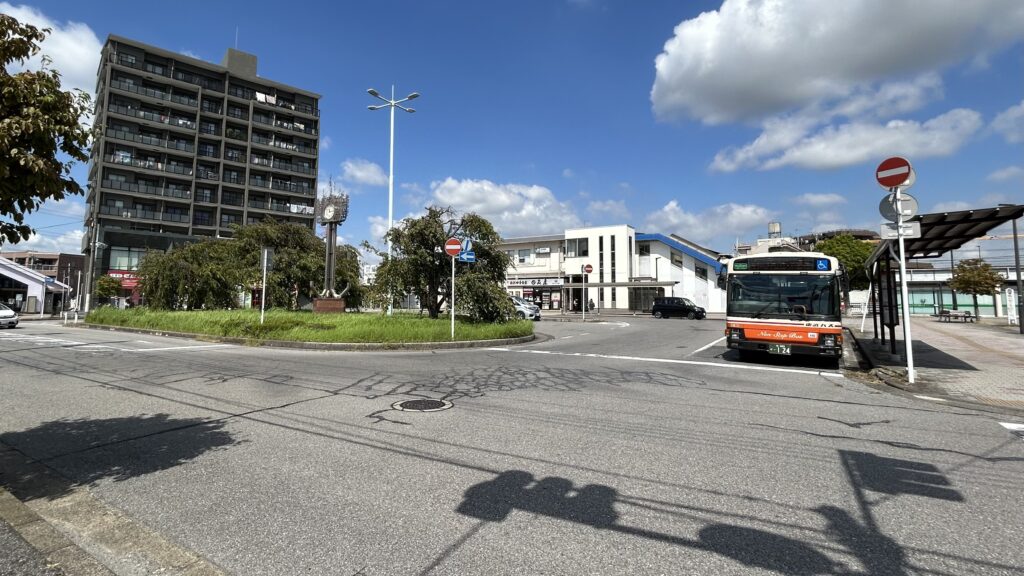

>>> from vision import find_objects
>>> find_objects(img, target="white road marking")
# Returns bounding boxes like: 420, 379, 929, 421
0, 333, 232, 353
913, 395, 948, 402
560, 336, 575, 340
594, 321, 630, 328
999, 422, 1024, 431
690, 336, 726, 356
579, 332, 590, 337
485, 347, 844, 378
128, 344, 233, 352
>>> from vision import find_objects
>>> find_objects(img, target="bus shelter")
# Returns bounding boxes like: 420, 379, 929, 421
863, 204, 1024, 352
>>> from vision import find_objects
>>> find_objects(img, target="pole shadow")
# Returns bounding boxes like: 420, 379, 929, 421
451, 470, 918, 575
0, 414, 238, 501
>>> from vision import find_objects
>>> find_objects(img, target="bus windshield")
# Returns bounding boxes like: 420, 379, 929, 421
727, 274, 840, 320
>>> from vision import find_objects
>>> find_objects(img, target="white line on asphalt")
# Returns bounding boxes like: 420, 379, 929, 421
579, 332, 590, 336
126, 344, 234, 352
560, 336, 574, 340
999, 422, 1024, 431
690, 336, 726, 356
913, 395, 948, 402
594, 321, 630, 328
485, 347, 844, 378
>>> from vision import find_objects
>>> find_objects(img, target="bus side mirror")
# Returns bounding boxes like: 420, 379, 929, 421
717, 272, 727, 290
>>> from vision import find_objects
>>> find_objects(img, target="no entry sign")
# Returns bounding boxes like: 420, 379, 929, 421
583, 264, 593, 274
444, 238, 462, 257
876, 157, 912, 189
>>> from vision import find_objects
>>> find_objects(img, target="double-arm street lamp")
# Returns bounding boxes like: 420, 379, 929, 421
367, 86, 419, 316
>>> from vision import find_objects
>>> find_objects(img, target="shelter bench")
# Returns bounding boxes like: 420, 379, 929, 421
938, 309, 974, 323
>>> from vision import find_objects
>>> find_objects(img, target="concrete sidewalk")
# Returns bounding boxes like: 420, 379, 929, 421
846, 314, 1024, 413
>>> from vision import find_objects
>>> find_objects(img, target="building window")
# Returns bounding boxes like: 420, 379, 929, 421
610, 235, 616, 282
638, 242, 650, 256
517, 249, 531, 265
598, 236, 604, 283
696, 265, 708, 280
109, 246, 146, 270
671, 250, 683, 268
565, 238, 588, 257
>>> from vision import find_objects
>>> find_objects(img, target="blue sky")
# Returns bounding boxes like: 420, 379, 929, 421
5, 0, 1024, 265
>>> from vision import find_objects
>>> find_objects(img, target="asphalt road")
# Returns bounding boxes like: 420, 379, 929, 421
1, 318, 1022, 575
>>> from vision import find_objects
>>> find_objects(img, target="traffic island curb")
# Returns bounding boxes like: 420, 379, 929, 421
0, 478, 114, 576
77, 323, 536, 351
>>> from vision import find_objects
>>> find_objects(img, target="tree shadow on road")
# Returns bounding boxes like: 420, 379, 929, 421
0, 414, 238, 501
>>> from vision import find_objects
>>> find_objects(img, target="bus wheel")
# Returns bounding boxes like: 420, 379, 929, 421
687, 311, 696, 320
653, 311, 663, 319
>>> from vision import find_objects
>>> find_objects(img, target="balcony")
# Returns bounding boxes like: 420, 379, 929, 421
106, 104, 196, 131
199, 124, 221, 136
271, 159, 315, 176
224, 150, 246, 164
173, 70, 224, 93
201, 101, 223, 115
196, 168, 220, 181
250, 133, 315, 155
99, 204, 190, 224
248, 199, 268, 210
270, 180, 312, 194
105, 128, 194, 153
101, 179, 191, 200
274, 119, 317, 136
226, 85, 319, 117
109, 79, 197, 109
104, 154, 194, 177
223, 174, 245, 185
112, 54, 169, 78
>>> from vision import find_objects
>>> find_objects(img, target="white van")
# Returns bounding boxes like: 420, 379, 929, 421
510, 296, 541, 321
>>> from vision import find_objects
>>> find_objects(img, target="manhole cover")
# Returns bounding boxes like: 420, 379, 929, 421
391, 399, 453, 412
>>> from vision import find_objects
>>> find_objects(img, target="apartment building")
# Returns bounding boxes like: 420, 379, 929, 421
500, 225, 727, 313
84, 35, 320, 305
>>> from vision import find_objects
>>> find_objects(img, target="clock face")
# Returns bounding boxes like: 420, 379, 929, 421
323, 204, 336, 220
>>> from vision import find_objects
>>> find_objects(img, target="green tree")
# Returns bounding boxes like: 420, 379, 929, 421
94, 275, 121, 301
135, 219, 363, 311
949, 258, 1003, 319
232, 219, 326, 308
815, 234, 874, 290
363, 206, 512, 321
0, 15, 92, 245
334, 244, 364, 308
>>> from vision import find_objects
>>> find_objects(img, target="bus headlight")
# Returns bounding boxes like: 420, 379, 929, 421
821, 334, 837, 348
729, 328, 744, 341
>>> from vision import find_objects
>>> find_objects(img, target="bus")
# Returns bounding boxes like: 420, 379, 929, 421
718, 252, 847, 365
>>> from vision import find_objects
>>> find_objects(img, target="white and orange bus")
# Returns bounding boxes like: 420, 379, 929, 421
719, 252, 847, 365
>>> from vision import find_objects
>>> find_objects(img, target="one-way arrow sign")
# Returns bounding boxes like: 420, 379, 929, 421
457, 251, 476, 263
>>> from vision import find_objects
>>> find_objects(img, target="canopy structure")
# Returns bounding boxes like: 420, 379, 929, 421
867, 204, 1024, 266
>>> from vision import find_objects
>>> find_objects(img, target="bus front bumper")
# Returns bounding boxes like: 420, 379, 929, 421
727, 340, 842, 357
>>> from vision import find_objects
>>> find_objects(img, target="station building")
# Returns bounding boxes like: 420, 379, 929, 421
499, 224, 727, 313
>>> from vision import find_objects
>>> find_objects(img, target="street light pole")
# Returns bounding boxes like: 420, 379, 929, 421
368, 86, 419, 316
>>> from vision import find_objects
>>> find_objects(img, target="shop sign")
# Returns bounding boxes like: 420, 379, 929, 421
534, 247, 551, 254
507, 277, 563, 287
108, 269, 139, 289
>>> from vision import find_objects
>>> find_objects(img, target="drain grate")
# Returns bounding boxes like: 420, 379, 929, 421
392, 399, 453, 412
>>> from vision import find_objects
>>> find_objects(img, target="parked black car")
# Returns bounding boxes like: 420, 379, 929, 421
651, 297, 705, 320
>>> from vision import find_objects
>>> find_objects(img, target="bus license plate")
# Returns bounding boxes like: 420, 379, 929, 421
768, 344, 791, 355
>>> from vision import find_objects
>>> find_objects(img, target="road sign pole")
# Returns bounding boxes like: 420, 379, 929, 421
260, 248, 269, 326
895, 187, 916, 383
451, 255, 456, 340
582, 272, 586, 322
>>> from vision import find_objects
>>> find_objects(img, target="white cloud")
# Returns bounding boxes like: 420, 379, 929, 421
368, 215, 389, 244
643, 201, 773, 249
320, 136, 333, 151
399, 182, 428, 208
791, 193, 847, 207
179, 49, 201, 61
38, 198, 87, 219
430, 177, 581, 237
562, 168, 575, 178
932, 201, 972, 213
716, 108, 982, 171
586, 199, 631, 220
1, 3, 102, 95
341, 158, 388, 187
991, 99, 1024, 143
651, 0, 1024, 124
987, 166, 1024, 182
14, 229, 85, 254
